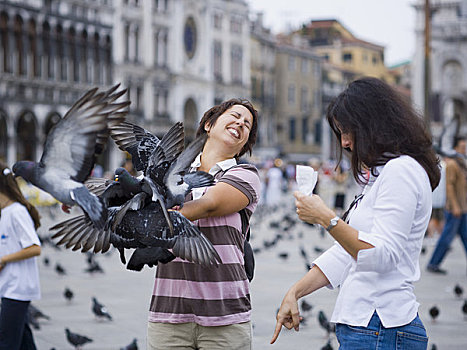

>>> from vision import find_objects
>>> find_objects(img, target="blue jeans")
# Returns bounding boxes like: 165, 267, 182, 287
336, 312, 428, 350
0, 298, 37, 350
428, 211, 467, 267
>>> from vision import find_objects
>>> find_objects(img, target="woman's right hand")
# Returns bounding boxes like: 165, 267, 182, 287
270, 290, 301, 344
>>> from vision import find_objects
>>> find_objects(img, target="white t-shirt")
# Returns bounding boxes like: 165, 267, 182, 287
314, 156, 431, 328
0, 202, 41, 301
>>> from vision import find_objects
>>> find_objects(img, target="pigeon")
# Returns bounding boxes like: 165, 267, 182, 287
462, 299, 467, 320
278, 252, 289, 260
429, 305, 439, 321
126, 246, 175, 271
65, 328, 93, 349
55, 263, 66, 275
51, 201, 221, 266
318, 310, 335, 335
300, 299, 313, 314
321, 340, 334, 350
110, 122, 214, 233
13, 85, 129, 229
50, 130, 221, 267
299, 246, 308, 260
120, 338, 138, 350
29, 304, 51, 321
43, 256, 50, 266
92, 297, 112, 321
454, 284, 463, 299
84, 260, 104, 274
64, 287, 74, 302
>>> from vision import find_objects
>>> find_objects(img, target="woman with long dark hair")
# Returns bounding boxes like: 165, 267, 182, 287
271, 77, 440, 349
0, 161, 41, 350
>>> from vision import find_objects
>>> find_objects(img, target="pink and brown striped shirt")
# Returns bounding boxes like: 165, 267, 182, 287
148, 159, 261, 326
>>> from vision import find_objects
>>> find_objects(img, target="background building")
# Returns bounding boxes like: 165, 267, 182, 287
0, 0, 114, 167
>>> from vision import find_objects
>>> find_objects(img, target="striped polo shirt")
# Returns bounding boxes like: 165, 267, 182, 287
148, 158, 261, 326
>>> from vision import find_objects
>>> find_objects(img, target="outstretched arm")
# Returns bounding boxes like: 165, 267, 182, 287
0, 244, 41, 272
271, 265, 330, 344
179, 182, 249, 221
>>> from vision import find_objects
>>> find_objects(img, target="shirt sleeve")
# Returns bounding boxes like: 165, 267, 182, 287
313, 242, 353, 289
12, 205, 40, 249
355, 159, 422, 273
218, 166, 261, 206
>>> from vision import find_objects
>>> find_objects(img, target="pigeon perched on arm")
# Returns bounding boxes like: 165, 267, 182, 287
13, 85, 129, 229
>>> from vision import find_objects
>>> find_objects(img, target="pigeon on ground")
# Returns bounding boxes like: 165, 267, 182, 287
65, 328, 93, 349
462, 299, 467, 320
300, 299, 313, 314
429, 305, 440, 321
278, 252, 289, 260
120, 338, 138, 350
454, 284, 463, 299
55, 263, 66, 275
92, 297, 112, 321
321, 340, 334, 350
13, 85, 129, 229
29, 304, 50, 321
318, 310, 335, 335
43, 256, 50, 266
64, 287, 74, 303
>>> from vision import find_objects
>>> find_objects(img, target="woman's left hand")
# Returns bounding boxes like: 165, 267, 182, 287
294, 191, 335, 227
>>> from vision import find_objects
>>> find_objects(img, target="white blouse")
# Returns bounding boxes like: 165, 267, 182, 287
313, 155, 432, 328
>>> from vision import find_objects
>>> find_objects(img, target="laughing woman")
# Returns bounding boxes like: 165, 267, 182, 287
147, 99, 261, 350
271, 77, 440, 350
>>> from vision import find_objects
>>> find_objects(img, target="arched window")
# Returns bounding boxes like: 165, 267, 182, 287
42, 21, 51, 79
28, 18, 38, 77
56, 24, 66, 81
44, 112, 61, 136
0, 110, 8, 162
0, 12, 9, 73
14, 15, 25, 75
16, 111, 37, 161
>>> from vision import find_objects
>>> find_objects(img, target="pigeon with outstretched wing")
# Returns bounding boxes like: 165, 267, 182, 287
13, 85, 130, 229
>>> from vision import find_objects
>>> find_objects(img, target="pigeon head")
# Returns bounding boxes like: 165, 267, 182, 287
12, 161, 36, 181
114, 167, 131, 181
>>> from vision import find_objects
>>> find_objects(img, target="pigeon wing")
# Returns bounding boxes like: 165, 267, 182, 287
110, 122, 162, 172
40, 87, 123, 183
165, 134, 208, 199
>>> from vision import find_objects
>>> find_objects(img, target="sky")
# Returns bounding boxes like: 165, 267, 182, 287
247, 0, 417, 67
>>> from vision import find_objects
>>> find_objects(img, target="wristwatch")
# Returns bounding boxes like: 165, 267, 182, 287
326, 216, 340, 232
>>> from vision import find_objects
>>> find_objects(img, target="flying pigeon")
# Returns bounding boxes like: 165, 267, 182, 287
92, 297, 112, 321
65, 328, 93, 349
50, 128, 220, 267
13, 84, 130, 229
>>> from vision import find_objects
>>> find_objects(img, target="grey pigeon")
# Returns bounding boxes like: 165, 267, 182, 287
120, 338, 138, 350
13, 85, 129, 229
65, 328, 93, 349
64, 287, 74, 302
50, 128, 220, 267
92, 297, 112, 321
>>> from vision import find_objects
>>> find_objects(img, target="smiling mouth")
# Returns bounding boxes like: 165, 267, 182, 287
227, 128, 240, 139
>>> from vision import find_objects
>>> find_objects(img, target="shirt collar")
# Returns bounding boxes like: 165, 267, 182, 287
190, 153, 238, 175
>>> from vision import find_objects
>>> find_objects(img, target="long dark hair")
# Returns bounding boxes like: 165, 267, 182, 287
0, 161, 41, 229
326, 77, 440, 190
196, 98, 258, 158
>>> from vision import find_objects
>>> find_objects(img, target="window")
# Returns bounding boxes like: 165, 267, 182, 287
301, 59, 309, 74
372, 54, 378, 65
154, 0, 168, 13
154, 87, 169, 118
124, 23, 130, 61
302, 117, 308, 143
213, 13, 222, 29
155, 28, 168, 66
230, 17, 242, 34
288, 84, 295, 105
288, 56, 295, 71
289, 118, 296, 141
213, 40, 222, 81
231, 44, 242, 84
323, 54, 329, 62
300, 87, 308, 111
342, 53, 352, 63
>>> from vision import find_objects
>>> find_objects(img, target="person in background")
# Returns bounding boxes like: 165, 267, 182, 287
271, 77, 440, 349
427, 136, 467, 274
0, 161, 42, 350
147, 98, 261, 350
